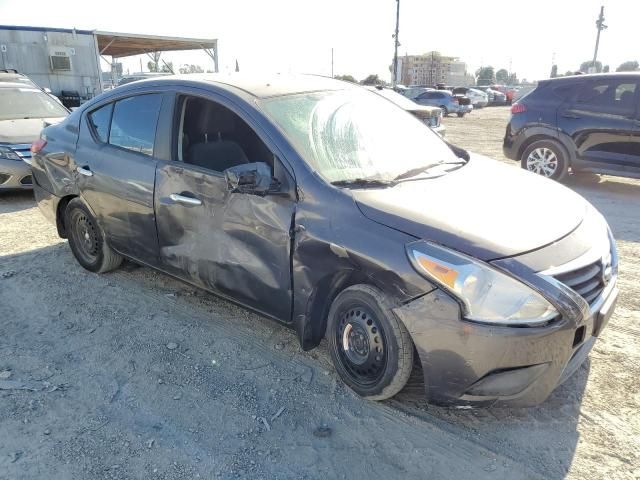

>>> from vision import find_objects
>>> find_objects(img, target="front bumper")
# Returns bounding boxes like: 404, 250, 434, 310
394, 279, 618, 407
0, 158, 32, 190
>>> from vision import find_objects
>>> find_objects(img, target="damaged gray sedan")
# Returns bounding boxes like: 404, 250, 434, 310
30, 74, 618, 406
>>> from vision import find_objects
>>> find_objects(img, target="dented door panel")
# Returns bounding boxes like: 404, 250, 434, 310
155, 161, 294, 321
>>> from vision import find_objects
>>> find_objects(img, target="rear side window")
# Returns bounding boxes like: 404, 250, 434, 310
109, 94, 163, 156
88, 103, 113, 143
574, 79, 637, 115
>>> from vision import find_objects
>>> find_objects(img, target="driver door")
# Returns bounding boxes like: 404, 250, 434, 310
153, 93, 296, 322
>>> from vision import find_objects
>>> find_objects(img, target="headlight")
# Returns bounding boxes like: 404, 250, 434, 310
406, 241, 558, 326
0, 146, 20, 161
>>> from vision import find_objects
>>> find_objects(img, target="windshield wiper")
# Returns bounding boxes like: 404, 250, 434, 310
331, 178, 395, 189
393, 160, 467, 182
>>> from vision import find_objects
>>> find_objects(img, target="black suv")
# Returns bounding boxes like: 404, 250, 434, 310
503, 73, 640, 181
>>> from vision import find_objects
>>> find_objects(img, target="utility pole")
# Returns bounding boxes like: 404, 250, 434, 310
592, 6, 607, 71
392, 0, 400, 86
331, 48, 334, 78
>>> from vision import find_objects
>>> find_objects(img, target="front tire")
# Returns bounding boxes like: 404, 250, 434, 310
64, 198, 122, 273
439, 105, 448, 116
521, 139, 569, 181
327, 285, 414, 400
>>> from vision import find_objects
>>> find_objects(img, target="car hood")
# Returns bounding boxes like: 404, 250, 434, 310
352, 154, 588, 261
0, 117, 64, 144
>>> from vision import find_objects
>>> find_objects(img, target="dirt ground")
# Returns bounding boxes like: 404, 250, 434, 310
1, 106, 638, 480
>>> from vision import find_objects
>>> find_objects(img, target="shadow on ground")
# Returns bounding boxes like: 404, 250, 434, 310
0, 190, 35, 214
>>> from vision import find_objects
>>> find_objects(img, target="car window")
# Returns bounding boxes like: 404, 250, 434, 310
88, 103, 113, 143
551, 83, 578, 100
109, 94, 163, 156
574, 79, 637, 115
176, 95, 275, 173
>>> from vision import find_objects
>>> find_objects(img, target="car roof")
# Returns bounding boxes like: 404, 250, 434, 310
545, 72, 640, 83
120, 73, 357, 99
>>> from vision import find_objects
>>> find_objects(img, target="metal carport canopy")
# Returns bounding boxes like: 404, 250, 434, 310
95, 31, 217, 58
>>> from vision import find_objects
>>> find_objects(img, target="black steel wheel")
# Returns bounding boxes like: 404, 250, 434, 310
69, 208, 100, 265
64, 198, 122, 273
336, 305, 388, 387
327, 285, 414, 400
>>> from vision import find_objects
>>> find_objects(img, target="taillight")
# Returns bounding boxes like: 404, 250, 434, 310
31, 139, 47, 154
511, 103, 527, 114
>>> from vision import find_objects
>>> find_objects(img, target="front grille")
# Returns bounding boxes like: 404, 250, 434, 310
20, 175, 32, 185
0, 143, 32, 161
11, 144, 32, 161
553, 259, 607, 305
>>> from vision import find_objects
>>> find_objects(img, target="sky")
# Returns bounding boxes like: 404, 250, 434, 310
0, 0, 638, 83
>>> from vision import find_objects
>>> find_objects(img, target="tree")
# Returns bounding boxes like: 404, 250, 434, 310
550, 65, 558, 78
616, 60, 639, 72
360, 74, 382, 85
564, 70, 575, 77
507, 73, 519, 85
160, 61, 173, 73
495, 68, 509, 84
179, 64, 204, 74
580, 60, 602, 73
147, 51, 161, 72
603, 65, 610, 73
335, 74, 357, 83
475, 66, 495, 86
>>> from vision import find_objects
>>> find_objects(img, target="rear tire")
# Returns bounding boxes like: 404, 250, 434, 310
327, 285, 414, 401
456, 112, 465, 118
521, 139, 569, 181
64, 198, 122, 273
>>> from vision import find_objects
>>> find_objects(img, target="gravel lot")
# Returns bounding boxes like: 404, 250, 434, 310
1, 106, 638, 479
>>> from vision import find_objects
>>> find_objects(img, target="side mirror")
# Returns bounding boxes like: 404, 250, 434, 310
225, 162, 280, 196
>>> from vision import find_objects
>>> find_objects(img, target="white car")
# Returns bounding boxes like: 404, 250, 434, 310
465, 88, 489, 108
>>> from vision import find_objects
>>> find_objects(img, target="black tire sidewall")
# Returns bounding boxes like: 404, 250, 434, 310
65, 200, 107, 273
327, 288, 403, 398
440, 105, 448, 116
521, 139, 568, 181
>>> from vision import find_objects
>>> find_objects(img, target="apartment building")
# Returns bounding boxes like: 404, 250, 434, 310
396, 51, 470, 86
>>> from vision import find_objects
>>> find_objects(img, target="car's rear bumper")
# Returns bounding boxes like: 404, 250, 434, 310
502, 123, 525, 161
393, 282, 618, 407
0, 158, 32, 190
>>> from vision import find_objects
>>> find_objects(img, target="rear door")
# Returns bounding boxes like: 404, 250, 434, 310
558, 77, 640, 170
76, 92, 167, 264
153, 91, 296, 321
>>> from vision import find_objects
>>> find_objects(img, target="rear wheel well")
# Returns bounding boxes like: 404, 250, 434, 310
518, 134, 570, 164
56, 194, 78, 238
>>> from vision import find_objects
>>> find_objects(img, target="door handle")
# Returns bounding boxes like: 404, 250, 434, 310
561, 113, 581, 119
169, 193, 202, 206
76, 166, 93, 177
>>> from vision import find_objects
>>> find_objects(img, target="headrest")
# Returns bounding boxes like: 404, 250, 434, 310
193, 102, 237, 137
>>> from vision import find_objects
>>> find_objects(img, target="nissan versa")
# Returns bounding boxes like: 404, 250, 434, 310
30, 74, 619, 406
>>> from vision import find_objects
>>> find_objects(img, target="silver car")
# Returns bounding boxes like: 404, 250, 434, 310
0, 82, 68, 190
